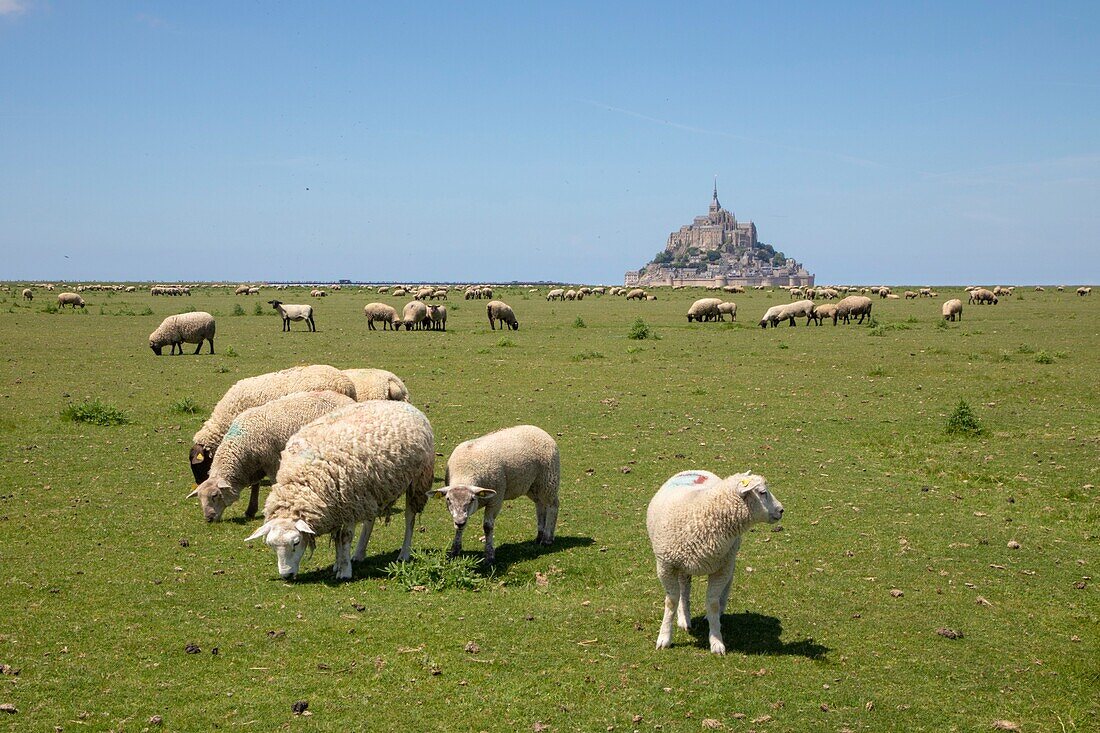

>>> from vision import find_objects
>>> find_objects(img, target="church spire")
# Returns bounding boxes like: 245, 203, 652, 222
710, 176, 721, 212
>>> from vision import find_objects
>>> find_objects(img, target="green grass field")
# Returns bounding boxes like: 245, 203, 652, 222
1, 284, 1097, 732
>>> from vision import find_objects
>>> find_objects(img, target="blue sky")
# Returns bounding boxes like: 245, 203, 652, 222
1, 1, 1098, 284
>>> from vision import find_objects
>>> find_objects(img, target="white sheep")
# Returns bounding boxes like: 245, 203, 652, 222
268, 300, 316, 332
245, 401, 435, 580
969, 288, 998, 305
626, 288, 646, 300
486, 300, 519, 330
833, 295, 873, 324
1078, 287, 1092, 296
342, 368, 410, 402
686, 298, 723, 323
431, 425, 559, 565
190, 365, 357, 484
188, 390, 356, 522
426, 304, 448, 331
149, 311, 216, 355
57, 292, 85, 309
762, 299, 814, 327
546, 288, 565, 301
399, 300, 430, 330
647, 470, 784, 654
717, 302, 737, 321
942, 298, 963, 321
21, 288, 32, 301
363, 302, 400, 330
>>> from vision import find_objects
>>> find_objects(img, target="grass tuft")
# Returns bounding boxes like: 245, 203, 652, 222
384, 550, 492, 591
628, 318, 656, 340
253, 302, 265, 316
232, 303, 246, 316
61, 398, 130, 426
225, 346, 239, 357
572, 316, 586, 328
571, 350, 604, 361
945, 399, 984, 437
170, 396, 202, 415
497, 337, 516, 348
1034, 350, 1054, 364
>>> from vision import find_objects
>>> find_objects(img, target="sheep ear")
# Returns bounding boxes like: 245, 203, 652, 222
294, 519, 316, 535
217, 478, 232, 490
245, 522, 272, 542
472, 487, 497, 499
429, 487, 450, 497
186, 487, 200, 499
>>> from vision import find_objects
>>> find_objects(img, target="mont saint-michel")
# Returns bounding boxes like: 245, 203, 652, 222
625, 183, 814, 288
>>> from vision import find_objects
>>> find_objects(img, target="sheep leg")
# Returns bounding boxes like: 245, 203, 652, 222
676, 573, 692, 631
207, 337, 215, 354
396, 504, 416, 562
244, 485, 260, 519
536, 496, 558, 545
352, 518, 375, 562
705, 568, 734, 655
447, 522, 465, 558
482, 501, 504, 566
333, 522, 355, 580
656, 564, 680, 649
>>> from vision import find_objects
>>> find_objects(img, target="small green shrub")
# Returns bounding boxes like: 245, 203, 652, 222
140, 306, 154, 316
253, 302, 265, 316
945, 400, 984, 437
232, 304, 246, 316
225, 346, 239, 358
1016, 344, 1035, 354
936, 319, 949, 329
868, 366, 887, 377
214, 365, 230, 374
628, 318, 656, 340
384, 550, 492, 591
570, 350, 604, 361
41, 303, 59, 314
778, 342, 789, 349
905, 316, 919, 324
573, 317, 586, 328
1034, 351, 1054, 364
170, 397, 202, 415
497, 337, 516, 348
61, 398, 130, 426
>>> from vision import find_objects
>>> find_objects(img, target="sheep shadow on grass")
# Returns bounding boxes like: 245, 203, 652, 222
472, 534, 596, 575
686, 611, 829, 659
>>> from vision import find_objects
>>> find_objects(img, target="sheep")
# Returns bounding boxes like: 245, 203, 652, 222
904, 290, 918, 299
759, 305, 785, 328
578, 287, 592, 296
808, 303, 837, 325
432, 289, 449, 300
234, 285, 250, 295
188, 390, 357, 523
415, 286, 434, 301
762, 299, 814, 327
342, 368, 410, 402
21, 288, 32, 301
399, 301, 430, 331
969, 288, 998, 305
717, 301, 737, 321
190, 364, 357, 484
626, 288, 646, 300
431, 425, 559, 565
1034, 286, 1045, 292
247, 287, 261, 295
426, 304, 448, 331
57, 292, 85, 309
564, 289, 577, 301
942, 298, 963, 321
480, 287, 493, 299
1056, 286, 1065, 292
310, 289, 327, 298
486, 300, 519, 330
392, 287, 407, 297
245, 400, 435, 580
363, 302, 400, 330
919, 287, 933, 297
647, 470, 784, 654
789, 288, 804, 299
149, 311, 216, 355
268, 300, 316, 332
646, 294, 657, 301
1078, 287, 1092, 296
878, 287, 892, 298
834, 295, 873, 324
465, 287, 481, 300
686, 298, 723, 323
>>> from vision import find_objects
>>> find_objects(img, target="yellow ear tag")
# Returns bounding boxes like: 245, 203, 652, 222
740, 478, 750, 486
195, 452, 204, 461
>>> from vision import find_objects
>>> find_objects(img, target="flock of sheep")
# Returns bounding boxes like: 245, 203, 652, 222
177, 360, 779, 654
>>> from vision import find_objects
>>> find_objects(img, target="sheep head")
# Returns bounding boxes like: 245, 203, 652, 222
245, 518, 316, 579
430, 485, 497, 528
729, 473, 784, 524
189, 443, 214, 483
190, 475, 234, 523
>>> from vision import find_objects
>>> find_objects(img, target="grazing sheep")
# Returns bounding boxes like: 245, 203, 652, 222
432, 425, 559, 565
268, 300, 316, 332
885, 293, 900, 300
834, 295, 873, 324
1078, 287, 1092, 296
1034, 286, 1045, 292
809, 303, 838, 325
1056, 286, 1065, 292
486, 300, 519, 330
245, 401, 435, 580
578, 287, 592, 296
310, 289, 327, 298
759, 305, 785, 328
904, 290, 918, 299
717, 301, 737, 321
969, 288, 998, 305
190, 365, 357, 484
942, 298, 963, 322
342, 368, 410, 402
762, 299, 814, 327
247, 287, 261, 295
647, 470, 784, 654
22, 288, 32, 301
399, 301, 430, 331
790, 288, 804, 299
426, 304, 448, 331
564, 289, 578, 301
919, 288, 933, 297
149, 311, 216, 355
546, 288, 565, 301
363, 302, 400, 331
877, 287, 892, 298
687, 298, 723, 323
234, 285, 250, 295
626, 288, 646, 300
188, 390, 356, 523
57, 292, 85, 309
480, 287, 493, 299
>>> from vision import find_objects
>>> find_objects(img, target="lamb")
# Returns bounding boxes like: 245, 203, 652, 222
342, 368, 410, 402
431, 425, 559, 565
547, 288, 565, 301
399, 301, 430, 331
188, 390, 356, 523
426, 304, 447, 331
22, 288, 32, 301
363, 302, 400, 330
833, 295, 873, 324
969, 288, 998, 305
486, 300, 519, 330
149, 311, 216, 355
626, 288, 646, 300
57, 292, 85, 309
942, 298, 963, 321
245, 400, 435, 580
809, 303, 838, 325
268, 300, 316, 332
686, 298, 723, 323
190, 364, 357, 484
647, 470, 784, 654
717, 301, 737, 321
1078, 287, 1092, 296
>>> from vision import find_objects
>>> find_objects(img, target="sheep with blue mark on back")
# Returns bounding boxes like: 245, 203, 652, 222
647, 470, 784, 654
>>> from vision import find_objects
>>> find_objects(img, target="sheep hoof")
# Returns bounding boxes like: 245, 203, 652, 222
709, 639, 726, 655
655, 636, 672, 650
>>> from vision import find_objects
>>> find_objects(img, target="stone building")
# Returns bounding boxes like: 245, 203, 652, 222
626, 182, 814, 288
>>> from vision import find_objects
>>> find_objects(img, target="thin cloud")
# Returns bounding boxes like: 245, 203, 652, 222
135, 13, 168, 29
0, 0, 27, 17
922, 154, 1100, 186
579, 98, 891, 170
